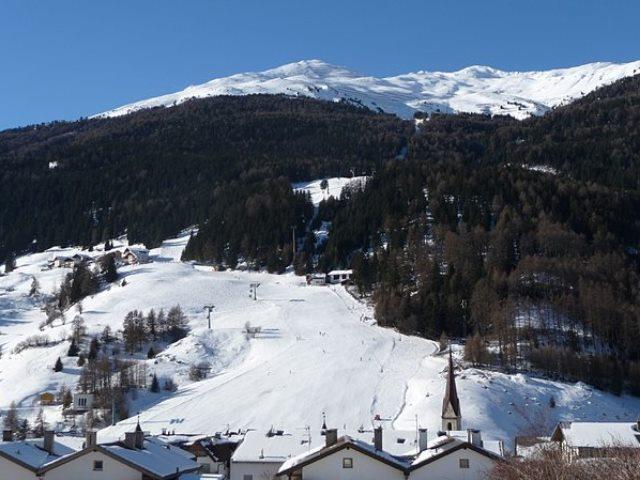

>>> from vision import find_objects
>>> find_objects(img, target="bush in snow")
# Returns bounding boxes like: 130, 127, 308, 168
13, 334, 51, 353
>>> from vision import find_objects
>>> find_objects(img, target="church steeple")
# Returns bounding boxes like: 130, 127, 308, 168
442, 347, 462, 431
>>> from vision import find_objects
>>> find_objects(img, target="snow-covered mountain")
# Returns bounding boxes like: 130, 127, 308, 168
96, 59, 640, 120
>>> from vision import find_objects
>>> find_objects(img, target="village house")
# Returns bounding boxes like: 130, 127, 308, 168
121, 247, 150, 265
326, 269, 353, 284
158, 431, 242, 477
305, 273, 327, 286
40, 391, 56, 406
72, 391, 95, 413
549, 420, 640, 459
49, 253, 92, 269
0, 429, 78, 479
0, 425, 200, 480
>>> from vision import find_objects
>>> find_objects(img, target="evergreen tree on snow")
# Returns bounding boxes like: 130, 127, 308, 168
150, 374, 160, 393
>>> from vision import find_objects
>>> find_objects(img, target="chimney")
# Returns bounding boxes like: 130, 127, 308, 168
418, 428, 428, 452
2, 429, 12, 442
374, 426, 383, 451
43, 430, 55, 454
325, 428, 338, 447
85, 430, 97, 448
467, 429, 482, 447
124, 432, 137, 449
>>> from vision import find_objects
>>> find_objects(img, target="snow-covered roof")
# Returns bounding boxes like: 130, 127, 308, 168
552, 422, 640, 449
410, 435, 502, 468
99, 437, 198, 477
232, 430, 313, 463
0, 437, 78, 471
123, 246, 149, 255
350, 429, 420, 457
277, 435, 409, 475
327, 269, 353, 276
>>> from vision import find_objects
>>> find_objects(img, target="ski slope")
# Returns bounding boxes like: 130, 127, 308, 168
1, 234, 640, 447
95, 59, 640, 121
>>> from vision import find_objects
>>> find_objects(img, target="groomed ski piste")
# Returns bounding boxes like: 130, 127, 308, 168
1, 181, 640, 447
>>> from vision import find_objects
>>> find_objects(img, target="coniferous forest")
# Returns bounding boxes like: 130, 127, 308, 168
2, 76, 640, 394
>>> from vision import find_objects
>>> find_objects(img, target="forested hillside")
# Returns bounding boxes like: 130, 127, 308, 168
2, 76, 640, 395
0, 95, 410, 260
317, 76, 640, 395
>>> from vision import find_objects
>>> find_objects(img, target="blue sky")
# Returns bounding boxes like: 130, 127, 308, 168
1, 0, 639, 130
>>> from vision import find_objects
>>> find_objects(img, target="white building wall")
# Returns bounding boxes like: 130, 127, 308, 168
301, 448, 405, 480
0, 456, 36, 480
230, 460, 281, 480
410, 448, 497, 480
44, 450, 143, 480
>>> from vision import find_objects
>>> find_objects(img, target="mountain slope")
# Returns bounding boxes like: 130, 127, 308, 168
96, 59, 640, 120
2, 233, 639, 445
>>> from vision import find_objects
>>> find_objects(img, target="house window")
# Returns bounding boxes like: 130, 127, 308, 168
93, 460, 103, 471
459, 458, 470, 469
78, 397, 87, 407
342, 457, 353, 468
243, 475, 253, 480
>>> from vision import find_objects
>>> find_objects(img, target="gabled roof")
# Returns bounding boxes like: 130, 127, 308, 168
41, 437, 199, 479
0, 438, 78, 472
410, 437, 502, 471
551, 422, 640, 449
442, 349, 461, 417
276, 436, 409, 476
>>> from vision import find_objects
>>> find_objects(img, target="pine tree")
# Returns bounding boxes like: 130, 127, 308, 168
77, 355, 86, 367
147, 346, 156, 359
150, 373, 160, 393
62, 389, 73, 410
16, 418, 29, 440
67, 338, 79, 357
33, 408, 46, 437
3, 401, 19, 432
53, 357, 63, 372
101, 325, 113, 344
87, 337, 100, 362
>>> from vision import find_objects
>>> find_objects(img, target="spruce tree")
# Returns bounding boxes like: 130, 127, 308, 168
3, 401, 19, 432
53, 357, 63, 372
67, 338, 79, 357
150, 374, 160, 393
33, 408, 46, 437
87, 337, 100, 362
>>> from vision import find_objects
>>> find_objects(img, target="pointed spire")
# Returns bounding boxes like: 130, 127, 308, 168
442, 346, 461, 423
321, 411, 327, 431
135, 413, 142, 432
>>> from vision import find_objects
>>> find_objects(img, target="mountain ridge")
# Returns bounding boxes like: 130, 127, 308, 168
95, 59, 640, 120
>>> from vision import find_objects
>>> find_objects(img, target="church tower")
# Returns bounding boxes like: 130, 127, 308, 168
441, 348, 462, 431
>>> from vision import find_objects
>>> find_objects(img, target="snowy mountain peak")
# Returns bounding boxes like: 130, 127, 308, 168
95, 59, 640, 120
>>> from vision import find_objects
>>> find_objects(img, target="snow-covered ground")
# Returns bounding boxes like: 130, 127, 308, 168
94, 59, 640, 121
293, 176, 368, 206
1, 234, 639, 448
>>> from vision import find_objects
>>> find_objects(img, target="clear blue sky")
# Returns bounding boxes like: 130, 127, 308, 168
1, 0, 639, 130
